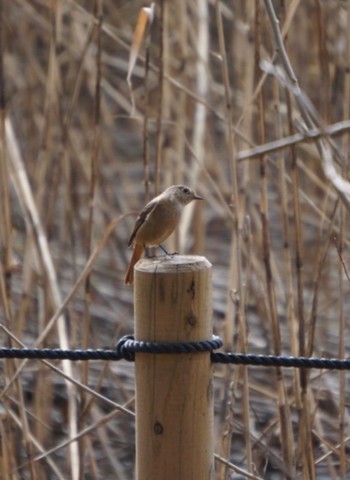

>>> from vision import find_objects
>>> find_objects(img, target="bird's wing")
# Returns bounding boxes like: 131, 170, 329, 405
128, 200, 158, 247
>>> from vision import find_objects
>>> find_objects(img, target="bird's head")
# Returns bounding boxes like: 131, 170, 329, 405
169, 185, 203, 205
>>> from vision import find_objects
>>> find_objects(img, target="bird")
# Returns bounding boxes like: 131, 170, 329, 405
124, 185, 202, 285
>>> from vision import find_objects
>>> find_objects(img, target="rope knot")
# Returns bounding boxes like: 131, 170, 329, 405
115, 335, 136, 361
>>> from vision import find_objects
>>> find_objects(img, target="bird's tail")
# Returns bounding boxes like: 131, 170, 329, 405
124, 244, 144, 285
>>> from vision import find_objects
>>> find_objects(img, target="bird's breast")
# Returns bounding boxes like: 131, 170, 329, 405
134, 200, 181, 246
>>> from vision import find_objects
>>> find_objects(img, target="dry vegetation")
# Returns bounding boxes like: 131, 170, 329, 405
1, 0, 350, 478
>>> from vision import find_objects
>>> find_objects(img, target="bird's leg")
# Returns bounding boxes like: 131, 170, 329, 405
145, 244, 178, 258
145, 246, 159, 258
159, 244, 168, 255
159, 244, 178, 256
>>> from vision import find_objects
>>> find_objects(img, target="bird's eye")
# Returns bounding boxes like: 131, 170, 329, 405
182, 187, 190, 194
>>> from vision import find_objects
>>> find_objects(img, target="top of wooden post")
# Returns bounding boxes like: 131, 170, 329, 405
134, 255, 212, 343
134, 254, 211, 277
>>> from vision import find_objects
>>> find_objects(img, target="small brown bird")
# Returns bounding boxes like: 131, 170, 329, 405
124, 185, 202, 285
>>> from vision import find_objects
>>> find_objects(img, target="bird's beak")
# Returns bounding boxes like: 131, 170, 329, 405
194, 193, 203, 200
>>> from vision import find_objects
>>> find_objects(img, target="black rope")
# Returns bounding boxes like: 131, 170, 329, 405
210, 352, 350, 370
115, 334, 224, 361
0, 347, 123, 361
0, 335, 350, 370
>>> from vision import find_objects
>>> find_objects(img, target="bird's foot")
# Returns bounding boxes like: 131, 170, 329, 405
145, 245, 179, 258
159, 244, 178, 257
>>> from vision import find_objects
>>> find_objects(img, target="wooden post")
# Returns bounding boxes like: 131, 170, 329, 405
134, 255, 214, 480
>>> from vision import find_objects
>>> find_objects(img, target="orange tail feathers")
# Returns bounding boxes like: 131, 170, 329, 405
124, 243, 144, 285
